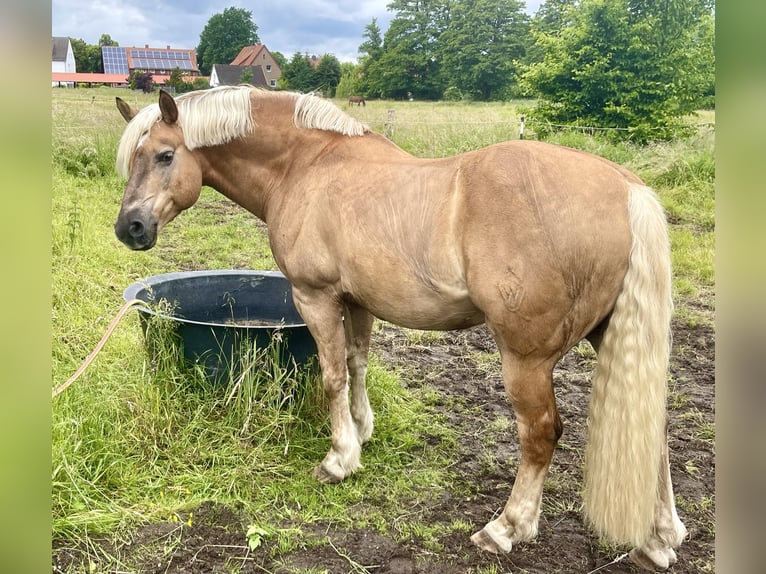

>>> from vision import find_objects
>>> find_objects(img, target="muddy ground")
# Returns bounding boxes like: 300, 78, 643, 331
53, 304, 715, 574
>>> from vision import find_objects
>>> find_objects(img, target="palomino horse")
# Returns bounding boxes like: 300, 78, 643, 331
348, 95, 366, 106
114, 87, 687, 570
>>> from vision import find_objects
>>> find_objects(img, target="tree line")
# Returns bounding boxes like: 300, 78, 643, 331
68, 0, 714, 142
347, 0, 714, 140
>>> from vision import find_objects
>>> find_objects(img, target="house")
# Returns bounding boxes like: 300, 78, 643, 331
52, 43, 202, 87
229, 44, 281, 87
209, 64, 269, 88
52, 37, 76, 86
102, 45, 200, 78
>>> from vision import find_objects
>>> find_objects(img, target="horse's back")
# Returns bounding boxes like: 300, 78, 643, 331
457, 140, 636, 256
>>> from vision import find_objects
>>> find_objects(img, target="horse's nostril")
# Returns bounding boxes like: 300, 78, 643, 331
128, 220, 145, 238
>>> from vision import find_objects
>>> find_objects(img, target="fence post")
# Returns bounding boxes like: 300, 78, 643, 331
519, 115, 525, 140
385, 109, 396, 139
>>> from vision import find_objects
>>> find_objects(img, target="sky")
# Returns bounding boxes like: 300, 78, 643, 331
52, 0, 543, 64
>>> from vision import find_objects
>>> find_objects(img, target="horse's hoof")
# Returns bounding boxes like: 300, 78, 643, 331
629, 546, 676, 571
312, 463, 344, 484
470, 528, 512, 554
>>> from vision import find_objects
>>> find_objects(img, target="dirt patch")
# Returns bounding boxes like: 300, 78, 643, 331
53, 309, 714, 573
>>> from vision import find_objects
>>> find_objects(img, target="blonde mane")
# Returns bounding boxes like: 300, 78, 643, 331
116, 86, 367, 178
293, 92, 368, 136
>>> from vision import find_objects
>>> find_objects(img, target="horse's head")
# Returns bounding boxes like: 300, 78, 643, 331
114, 90, 202, 250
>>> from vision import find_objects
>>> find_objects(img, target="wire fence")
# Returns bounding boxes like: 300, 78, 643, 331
375, 107, 714, 141
51, 92, 715, 139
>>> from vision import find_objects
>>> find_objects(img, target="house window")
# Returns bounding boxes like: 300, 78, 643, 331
266, 65, 271, 72
270, 79, 276, 87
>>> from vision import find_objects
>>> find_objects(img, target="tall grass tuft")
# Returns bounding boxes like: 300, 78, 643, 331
219, 335, 326, 443
53, 133, 117, 179
641, 128, 715, 231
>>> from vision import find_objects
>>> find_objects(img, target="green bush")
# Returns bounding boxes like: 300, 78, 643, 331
53, 137, 116, 179
442, 86, 463, 102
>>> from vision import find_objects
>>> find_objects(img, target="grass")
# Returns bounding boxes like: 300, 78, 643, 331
51, 87, 714, 570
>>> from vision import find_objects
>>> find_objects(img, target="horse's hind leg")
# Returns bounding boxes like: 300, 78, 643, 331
343, 303, 375, 444
629, 432, 688, 571
471, 348, 562, 553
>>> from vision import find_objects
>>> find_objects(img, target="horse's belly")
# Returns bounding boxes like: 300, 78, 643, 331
353, 282, 484, 331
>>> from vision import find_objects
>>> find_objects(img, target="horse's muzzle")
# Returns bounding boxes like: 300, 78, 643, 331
114, 211, 158, 250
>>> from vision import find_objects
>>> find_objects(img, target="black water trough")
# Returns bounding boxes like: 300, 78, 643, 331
123, 270, 317, 382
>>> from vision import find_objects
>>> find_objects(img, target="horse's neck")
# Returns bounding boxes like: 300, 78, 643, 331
199, 127, 410, 222
198, 142, 276, 222
196, 126, 325, 220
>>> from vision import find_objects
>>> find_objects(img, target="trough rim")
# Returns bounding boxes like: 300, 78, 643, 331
122, 269, 308, 330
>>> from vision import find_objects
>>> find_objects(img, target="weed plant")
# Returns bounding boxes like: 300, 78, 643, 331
52, 88, 714, 566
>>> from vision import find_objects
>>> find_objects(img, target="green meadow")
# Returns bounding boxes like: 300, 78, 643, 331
51, 87, 714, 571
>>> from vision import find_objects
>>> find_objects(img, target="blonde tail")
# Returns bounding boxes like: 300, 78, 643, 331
583, 183, 673, 546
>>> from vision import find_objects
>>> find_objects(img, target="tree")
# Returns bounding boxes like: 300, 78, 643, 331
356, 19, 383, 97
523, 0, 577, 64
359, 18, 384, 61
438, 0, 530, 100
191, 77, 210, 91
336, 62, 363, 99
314, 54, 342, 97
165, 67, 185, 92
98, 34, 118, 47
520, 0, 715, 141
196, 7, 259, 75
128, 70, 154, 93
373, 0, 450, 100
270, 51, 288, 70
239, 67, 254, 85
357, 18, 384, 97
70, 38, 103, 73
533, 0, 578, 34
282, 52, 317, 92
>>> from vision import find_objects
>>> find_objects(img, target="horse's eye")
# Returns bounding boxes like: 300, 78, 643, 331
158, 151, 174, 164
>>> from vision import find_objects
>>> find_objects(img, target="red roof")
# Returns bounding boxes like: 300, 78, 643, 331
231, 44, 267, 66
52, 72, 129, 84
51, 72, 177, 85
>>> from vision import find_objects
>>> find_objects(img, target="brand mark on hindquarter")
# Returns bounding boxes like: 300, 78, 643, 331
497, 269, 525, 312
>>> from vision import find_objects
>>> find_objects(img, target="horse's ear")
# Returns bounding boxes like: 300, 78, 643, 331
158, 89, 179, 125
115, 97, 139, 123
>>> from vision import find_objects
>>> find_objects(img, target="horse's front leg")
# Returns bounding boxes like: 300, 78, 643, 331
344, 303, 375, 444
292, 288, 361, 483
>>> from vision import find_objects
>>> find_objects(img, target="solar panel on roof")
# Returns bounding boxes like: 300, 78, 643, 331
102, 46, 129, 75
99, 46, 197, 75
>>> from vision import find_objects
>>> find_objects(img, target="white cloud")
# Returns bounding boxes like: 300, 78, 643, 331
53, 1, 542, 64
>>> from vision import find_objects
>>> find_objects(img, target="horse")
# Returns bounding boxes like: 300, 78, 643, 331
348, 95, 366, 106
113, 86, 687, 570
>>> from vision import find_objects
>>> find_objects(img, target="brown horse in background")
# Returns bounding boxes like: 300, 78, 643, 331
348, 95, 366, 106
113, 87, 687, 570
